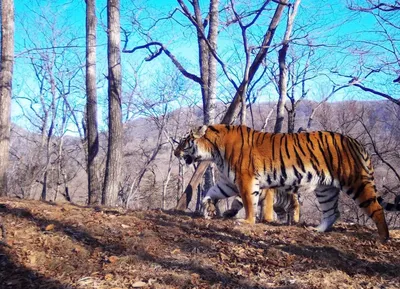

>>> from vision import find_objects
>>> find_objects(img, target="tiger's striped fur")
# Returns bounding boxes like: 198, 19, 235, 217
174, 124, 400, 242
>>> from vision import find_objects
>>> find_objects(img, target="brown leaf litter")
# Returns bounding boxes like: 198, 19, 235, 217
0, 198, 399, 289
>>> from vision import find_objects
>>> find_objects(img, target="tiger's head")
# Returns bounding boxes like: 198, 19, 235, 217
174, 125, 209, 165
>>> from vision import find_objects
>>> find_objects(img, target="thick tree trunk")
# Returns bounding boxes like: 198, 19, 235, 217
86, 0, 101, 205
103, 0, 122, 207
0, 0, 14, 196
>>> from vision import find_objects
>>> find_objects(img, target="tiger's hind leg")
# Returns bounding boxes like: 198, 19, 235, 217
315, 186, 340, 232
260, 189, 274, 223
288, 193, 300, 225
352, 182, 389, 242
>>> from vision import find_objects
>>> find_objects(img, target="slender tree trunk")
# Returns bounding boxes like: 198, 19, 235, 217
40, 58, 58, 201
287, 109, 296, 133
274, 0, 301, 133
55, 112, 66, 202
41, 172, 47, 201
103, 0, 122, 206
162, 147, 174, 210
193, 0, 219, 202
177, 161, 184, 203
205, 0, 219, 126
274, 43, 289, 133
86, 0, 101, 205
0, 0, 14, 196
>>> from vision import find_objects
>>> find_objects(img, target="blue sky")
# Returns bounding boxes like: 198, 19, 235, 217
11, 0, 399, 132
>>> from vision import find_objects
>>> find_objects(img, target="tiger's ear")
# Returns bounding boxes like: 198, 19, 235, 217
192, 125, 207, 139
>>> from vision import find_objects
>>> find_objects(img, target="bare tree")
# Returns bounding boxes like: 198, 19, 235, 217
86, 0, 101, 205
0, 0, 14, 196
122, 1, 289, 210
103, 0, 123, 206
274, 0, 301, 133
176, 0, 289, 210
123, 0, 220, 198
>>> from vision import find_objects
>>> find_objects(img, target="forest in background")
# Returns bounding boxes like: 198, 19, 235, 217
8, 98, 400, 228
0, 0, 399, 227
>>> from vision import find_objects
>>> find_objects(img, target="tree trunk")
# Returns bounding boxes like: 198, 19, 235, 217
162, 147, 174, 210
41, 172, 47, 201
221, 1, 287, 125
274, 43, 289, 133
274, 0, 301, 133
86, 0, 101, 205
103, 0, 122, 207
287, 109, 296, 133
193, 0, 220, 202
205, 0, 219, 126
177, 161, 184, 203
0, 0, 14, 196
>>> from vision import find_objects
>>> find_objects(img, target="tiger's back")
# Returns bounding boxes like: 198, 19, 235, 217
220, 126, 369, 190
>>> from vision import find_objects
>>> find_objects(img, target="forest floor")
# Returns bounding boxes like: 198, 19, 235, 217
0, 198, 399, 289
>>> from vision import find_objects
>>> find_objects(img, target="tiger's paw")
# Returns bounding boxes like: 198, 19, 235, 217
260, 218, 274, 224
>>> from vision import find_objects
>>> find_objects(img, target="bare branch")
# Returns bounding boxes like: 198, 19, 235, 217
352, 83, 400, 106
358, 117, 400, 183
348, 1, 400, 12
123, 41, 202, 84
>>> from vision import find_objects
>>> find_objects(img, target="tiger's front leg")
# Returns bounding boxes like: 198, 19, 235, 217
237, 177, 260, 224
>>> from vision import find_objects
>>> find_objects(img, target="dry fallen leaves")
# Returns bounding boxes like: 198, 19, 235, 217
108, 255, 119, 263
131, 281, 147, 287
44, 224, 55, 231
1, 198, 400, 289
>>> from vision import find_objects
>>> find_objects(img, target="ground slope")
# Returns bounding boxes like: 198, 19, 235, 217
0, 198, 399, 289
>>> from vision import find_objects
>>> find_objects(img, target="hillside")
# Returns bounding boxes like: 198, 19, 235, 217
0, 198, 400, 289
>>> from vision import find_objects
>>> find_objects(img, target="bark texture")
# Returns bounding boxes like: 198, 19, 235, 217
86, 0, 101, 205
103, 0, 122, 206
274, 0, 300, 133
0, 0, 14, 196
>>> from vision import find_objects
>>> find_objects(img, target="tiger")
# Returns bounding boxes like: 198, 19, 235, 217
203, 178, 301, 224
174, 124, 400, 242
